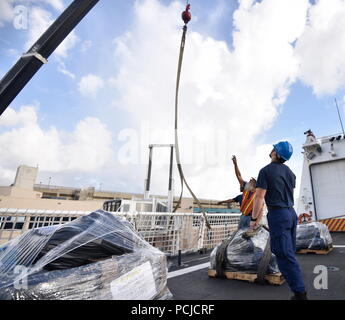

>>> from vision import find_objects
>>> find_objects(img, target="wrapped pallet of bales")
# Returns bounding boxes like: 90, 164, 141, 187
0, 210, 172, 300
208, 226, 286, 285
296, 222, 333, 251
210, 227, 279, 275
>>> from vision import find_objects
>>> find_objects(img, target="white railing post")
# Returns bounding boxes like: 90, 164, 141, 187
197, 215, 206, 252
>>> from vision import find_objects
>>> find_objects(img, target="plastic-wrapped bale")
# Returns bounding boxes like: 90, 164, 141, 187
0, 210, 172, 300
210, 227, 279, 274
296, 222, 332, 251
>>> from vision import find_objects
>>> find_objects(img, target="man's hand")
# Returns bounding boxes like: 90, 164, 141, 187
232, 155, 237, 164
249, 220, 259, 230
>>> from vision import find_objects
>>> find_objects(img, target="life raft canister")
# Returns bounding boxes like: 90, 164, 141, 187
298, 213, 312, 224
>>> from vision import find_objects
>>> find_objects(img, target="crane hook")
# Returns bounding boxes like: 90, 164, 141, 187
182, 4, 191, 25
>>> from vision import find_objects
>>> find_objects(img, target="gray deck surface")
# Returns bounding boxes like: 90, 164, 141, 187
167, 232, 345, 300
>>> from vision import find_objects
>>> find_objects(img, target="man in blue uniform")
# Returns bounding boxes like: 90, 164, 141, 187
250, 141, 307, 300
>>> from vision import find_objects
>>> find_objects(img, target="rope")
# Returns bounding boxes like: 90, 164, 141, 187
256, 236, 271, 284
173, 24, 211, 230
256, 225, 271, 284
215, 229, 238, 278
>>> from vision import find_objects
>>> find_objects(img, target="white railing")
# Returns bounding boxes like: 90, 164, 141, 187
109, 212, 240, 255
0, 210, 241, 255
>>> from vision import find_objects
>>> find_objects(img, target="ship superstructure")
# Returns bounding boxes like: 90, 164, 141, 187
297, 131, 345, 231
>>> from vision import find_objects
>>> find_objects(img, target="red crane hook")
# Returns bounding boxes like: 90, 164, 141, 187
182, 4, 191, 25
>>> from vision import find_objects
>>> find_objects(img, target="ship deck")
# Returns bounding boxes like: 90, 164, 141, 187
167, 232, 345, 300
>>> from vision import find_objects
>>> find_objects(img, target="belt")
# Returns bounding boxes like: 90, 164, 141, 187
267, 206, 292, 211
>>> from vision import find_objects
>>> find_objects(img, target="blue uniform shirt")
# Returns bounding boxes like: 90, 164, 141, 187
256, 162, 296, 208
233, 194, 243, 206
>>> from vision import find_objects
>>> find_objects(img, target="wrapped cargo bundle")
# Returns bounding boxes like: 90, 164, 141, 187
0, 210, 172, 300
296, 222, 332, 251
210, 227, 279, 274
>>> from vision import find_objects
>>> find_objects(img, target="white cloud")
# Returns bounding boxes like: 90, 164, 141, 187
78, 74, 105, 97
109, 0, 309, 199
61, 117, 114, 171
295, 0, 345, 95
0, 0, 14, 27
5, 48, 20, 58
57, 62, 75, 79
0, 104, 38, 127
19, 0, 65, 11
80, 40, 93, 53
0, 106, 114, 185
44, 0, 64, 11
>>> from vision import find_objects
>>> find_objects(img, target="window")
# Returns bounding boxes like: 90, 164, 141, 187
103, 201, 110, 210
136, 203, 152, 212
103, 200, 121, 212
62, 217, 69, 222
14, 222, 24, 230
156, 203, 167, 213
193, 216, 201, 227
4, 222, 13, 229
144, 204, 153, 212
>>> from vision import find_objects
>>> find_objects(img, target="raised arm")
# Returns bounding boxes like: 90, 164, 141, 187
232, 155, 245, 187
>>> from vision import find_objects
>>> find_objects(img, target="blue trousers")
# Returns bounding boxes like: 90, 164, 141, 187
238, 214, 251, 230
267, 207, 306, 294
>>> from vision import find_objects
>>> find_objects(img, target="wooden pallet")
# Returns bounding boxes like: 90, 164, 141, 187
208, 269, 285, 285
296, 246, 333, 255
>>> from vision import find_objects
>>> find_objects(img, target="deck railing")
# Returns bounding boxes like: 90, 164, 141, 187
0, 209, 241, 255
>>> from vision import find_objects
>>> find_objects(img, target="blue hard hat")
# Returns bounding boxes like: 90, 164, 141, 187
273, 141, 293, 161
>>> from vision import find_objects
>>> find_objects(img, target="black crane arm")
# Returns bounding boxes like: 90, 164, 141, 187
0, 0, 100, 116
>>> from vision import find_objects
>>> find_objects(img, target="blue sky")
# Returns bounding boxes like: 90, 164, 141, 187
1, 0, 345, 200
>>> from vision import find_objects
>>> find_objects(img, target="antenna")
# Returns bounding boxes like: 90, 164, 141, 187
335, 98, 345, 136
